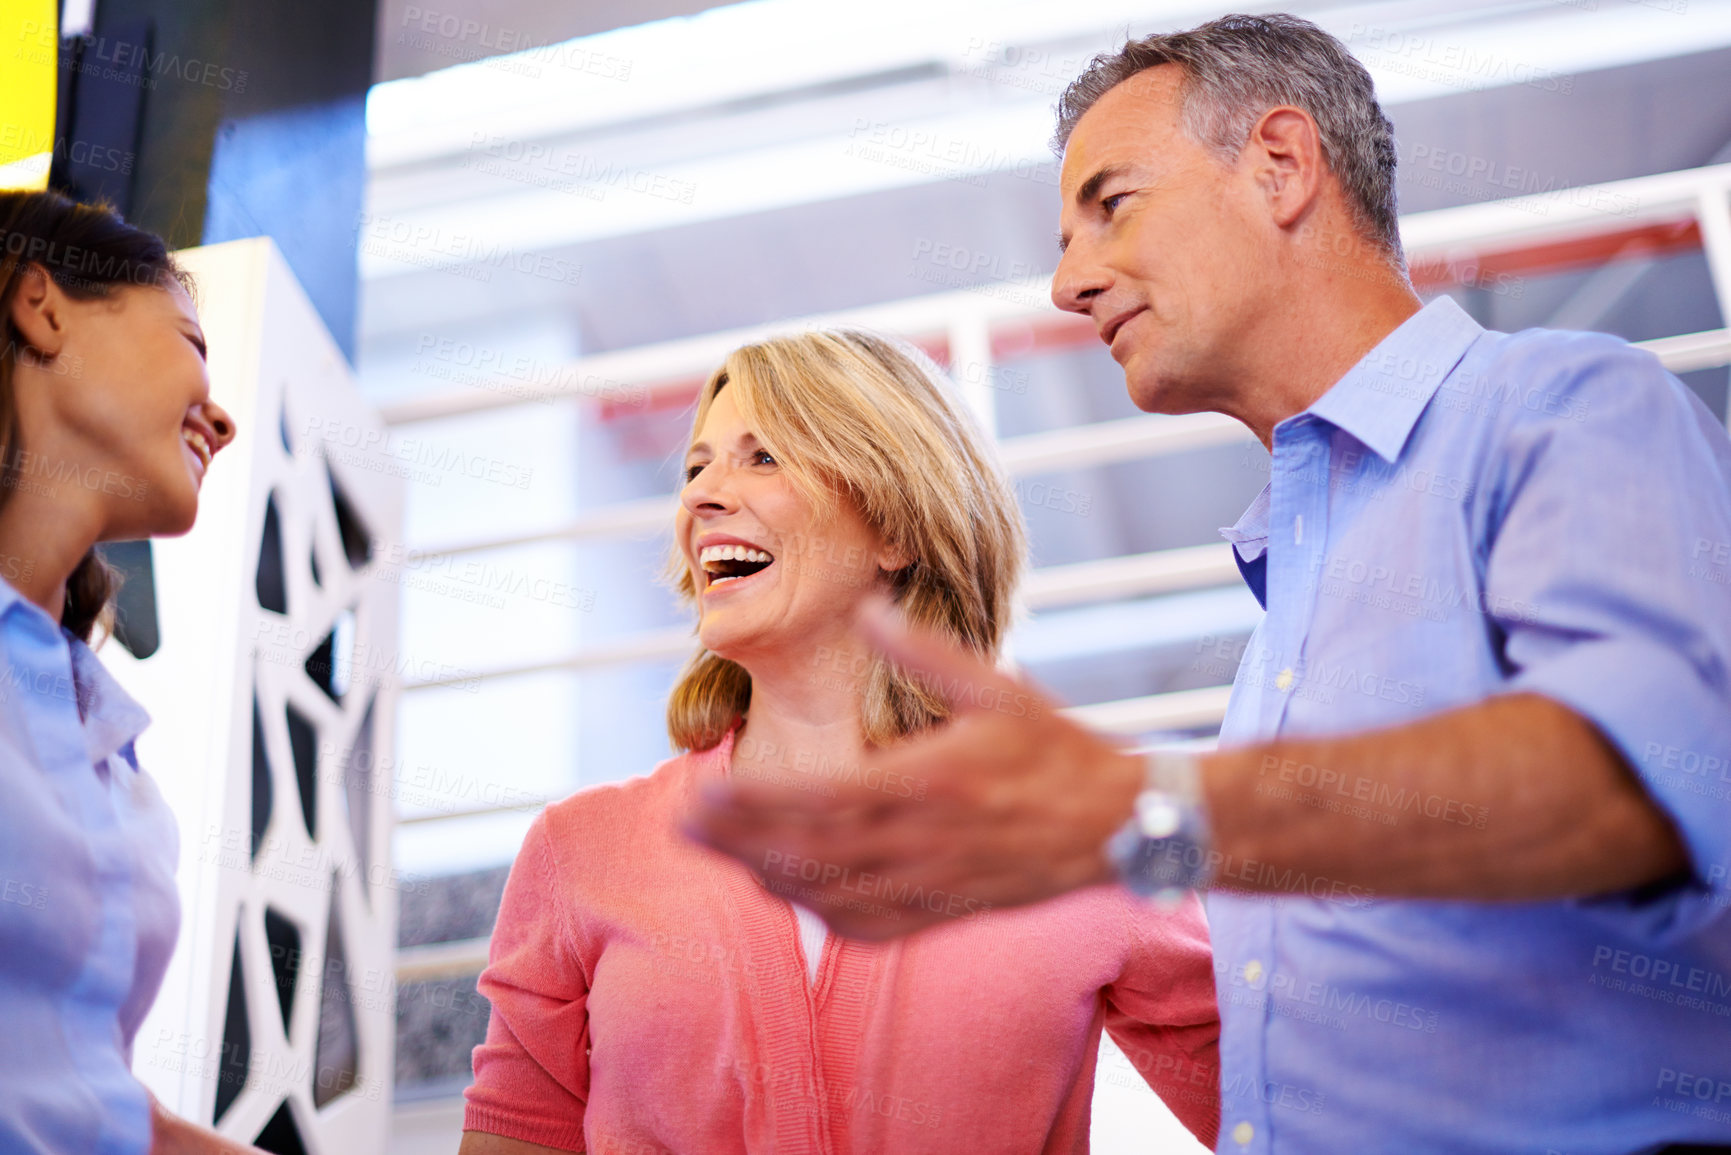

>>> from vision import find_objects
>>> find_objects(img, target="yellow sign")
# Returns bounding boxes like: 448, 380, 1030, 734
0, 0, 58, 191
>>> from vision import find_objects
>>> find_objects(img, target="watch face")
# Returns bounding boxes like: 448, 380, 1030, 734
1135, 792, 1183, 839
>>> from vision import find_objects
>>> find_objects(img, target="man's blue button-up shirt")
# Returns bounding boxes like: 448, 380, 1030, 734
1208, 295, 1731, 1154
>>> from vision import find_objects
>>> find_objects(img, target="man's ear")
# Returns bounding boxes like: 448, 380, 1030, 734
8, 264, 67, 361
1246, 105, 1324, 230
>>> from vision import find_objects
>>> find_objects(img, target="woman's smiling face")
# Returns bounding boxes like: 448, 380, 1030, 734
677, 387, 903, 669
10, 273, 235, 539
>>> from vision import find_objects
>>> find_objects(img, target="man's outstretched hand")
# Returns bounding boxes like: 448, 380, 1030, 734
683, 598, 1145, 939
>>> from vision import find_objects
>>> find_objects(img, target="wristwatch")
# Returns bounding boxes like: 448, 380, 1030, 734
1104, 747, 1216, 898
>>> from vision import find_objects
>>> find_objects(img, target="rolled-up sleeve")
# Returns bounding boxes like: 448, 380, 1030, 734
1103, 889, 1221, 1148
464, 812, 592, 1150
1482, 334, 1731, 939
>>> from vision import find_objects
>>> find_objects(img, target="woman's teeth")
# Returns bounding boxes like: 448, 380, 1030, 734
181, 426, 212, 468
699, 543, 774, 585
699, 544, 773, 564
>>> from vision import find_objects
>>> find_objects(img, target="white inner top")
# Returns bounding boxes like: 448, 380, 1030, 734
792, 902, 828, 983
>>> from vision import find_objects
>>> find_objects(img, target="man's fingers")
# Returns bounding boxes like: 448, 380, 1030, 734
684, 781, 898, 869
856, 595, 1029, 718
693, 779, 891, 838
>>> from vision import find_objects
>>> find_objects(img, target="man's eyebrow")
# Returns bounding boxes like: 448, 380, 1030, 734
1058, 163, 1132, 253
1074, 163, 1129, 209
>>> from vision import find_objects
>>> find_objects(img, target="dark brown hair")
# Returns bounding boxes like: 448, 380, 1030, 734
0, 189, 188, 642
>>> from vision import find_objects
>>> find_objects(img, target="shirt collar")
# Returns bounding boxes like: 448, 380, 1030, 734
1217, 296, 1481, 567
1302, 294, 1482, 465
68, 632, 151, 766
1220, 484, 1271, 564
0, 572, 151, 766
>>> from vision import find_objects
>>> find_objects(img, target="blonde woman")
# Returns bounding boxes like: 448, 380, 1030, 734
460, 330, 1219, 1154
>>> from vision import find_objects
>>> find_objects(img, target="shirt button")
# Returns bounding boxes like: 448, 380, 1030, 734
1233, 1121, 1255, 1146
1275, 668, 1294, 692
1243, 959, 1263, 985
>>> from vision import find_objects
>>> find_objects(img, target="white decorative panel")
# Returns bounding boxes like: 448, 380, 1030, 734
104, 238, 403, 1155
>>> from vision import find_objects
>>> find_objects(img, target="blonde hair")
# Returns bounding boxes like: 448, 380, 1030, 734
666, 328, 1027, 752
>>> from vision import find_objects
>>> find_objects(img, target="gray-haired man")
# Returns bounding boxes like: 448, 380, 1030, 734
694, 15, 1731, 1153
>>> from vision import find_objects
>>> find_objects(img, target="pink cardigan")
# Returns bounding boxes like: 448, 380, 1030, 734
465, 731, 1220, 1153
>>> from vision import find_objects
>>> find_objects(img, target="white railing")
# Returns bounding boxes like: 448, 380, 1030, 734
388, 163, 1731, 984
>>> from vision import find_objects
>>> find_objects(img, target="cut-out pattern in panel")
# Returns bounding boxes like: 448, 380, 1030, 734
285, 703, 318, 840
342, 696, 377, 901
256, 491, 288, 614
253, 1101, 309, 1155
250, 694, 272, 862
309, 546, 322, 589
303, 608, 355, 704
263, 908, 301, 1034
326, 462, 373, 569
278, 397, 293, 455
213, 930, 251, 1124
313, 881, 360, 1108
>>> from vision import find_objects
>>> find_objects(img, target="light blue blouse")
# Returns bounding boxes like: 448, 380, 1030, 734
0, 575, 180, 1155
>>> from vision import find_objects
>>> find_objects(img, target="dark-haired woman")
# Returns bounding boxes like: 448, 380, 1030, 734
0, 190, 258, 1154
